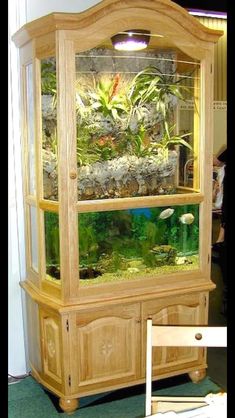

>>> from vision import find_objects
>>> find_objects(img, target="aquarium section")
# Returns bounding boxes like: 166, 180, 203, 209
41, 57, 58, 201
78, 204, 199, 286
29, 206, 39, 272
44, 211, 60, 282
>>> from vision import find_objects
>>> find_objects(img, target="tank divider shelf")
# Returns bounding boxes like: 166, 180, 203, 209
76, 193, 203, 212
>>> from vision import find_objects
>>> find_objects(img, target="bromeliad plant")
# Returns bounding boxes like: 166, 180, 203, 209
87, 74, 130, 121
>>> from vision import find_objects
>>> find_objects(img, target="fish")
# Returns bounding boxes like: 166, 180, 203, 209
127, 267, 140, 273
175, 256, 193, 265
175, 256, 187, 265
158, 208, 174, 220
179, 213, 195, 225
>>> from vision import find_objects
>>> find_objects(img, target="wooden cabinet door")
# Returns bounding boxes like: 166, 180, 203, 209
39, 308, 63, 392
70, 303, 141, 393
142, 292, 208, 378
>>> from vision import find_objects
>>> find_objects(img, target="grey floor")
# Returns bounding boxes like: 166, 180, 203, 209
207, 215, 227, 390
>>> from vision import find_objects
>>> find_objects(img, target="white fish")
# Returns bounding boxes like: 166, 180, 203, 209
175, 256, 187, 265
179, 213, 195, 225
127, 267, 140, 273
158, 208, 174, 220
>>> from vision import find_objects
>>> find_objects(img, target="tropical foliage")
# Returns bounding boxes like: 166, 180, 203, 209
42, 61, 193, 164
41, 61, 57, 96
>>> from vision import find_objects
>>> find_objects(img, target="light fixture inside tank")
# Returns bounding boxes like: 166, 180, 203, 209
111, 30, 151, 51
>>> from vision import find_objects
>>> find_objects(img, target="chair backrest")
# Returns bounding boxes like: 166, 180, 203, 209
145, 319, 227, 417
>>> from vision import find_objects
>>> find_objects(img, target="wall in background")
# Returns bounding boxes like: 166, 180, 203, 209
213, 102, 227, 155
9, 0, 28, 376
198, 17, 227, 102
26, 0, 101, 22
198, 17, 227, 153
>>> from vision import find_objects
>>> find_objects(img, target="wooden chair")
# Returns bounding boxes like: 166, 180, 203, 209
145, 319, 227, 417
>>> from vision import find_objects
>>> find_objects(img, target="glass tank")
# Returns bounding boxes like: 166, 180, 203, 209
41, 57, 58, 201
75, 45, 199, 199
26, 63, 36, 196
29, 206, 39, 272
44, 211, 60, 281
45, 204, 199, 284
41, 33, 200, 202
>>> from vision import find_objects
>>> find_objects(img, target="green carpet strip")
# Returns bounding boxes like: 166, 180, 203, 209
9, 375, 221, 418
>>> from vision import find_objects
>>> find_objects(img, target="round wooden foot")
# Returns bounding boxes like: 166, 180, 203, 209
188, 369, 206, 383
59, 397, 79, 414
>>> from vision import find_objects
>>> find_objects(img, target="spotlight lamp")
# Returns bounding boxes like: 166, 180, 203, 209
111, 30, 151, 51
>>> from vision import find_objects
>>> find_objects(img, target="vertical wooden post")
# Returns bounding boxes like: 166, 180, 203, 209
193, 67, 200, 191
57, 31, 78, 302
34, 53, 45, 291
199, 48, 214, 277
145, 318, 153, 417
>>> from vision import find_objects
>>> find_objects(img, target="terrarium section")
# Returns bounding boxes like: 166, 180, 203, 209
42, 47, 199, 202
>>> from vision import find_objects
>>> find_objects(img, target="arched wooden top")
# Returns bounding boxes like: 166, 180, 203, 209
12, 0, 223, 49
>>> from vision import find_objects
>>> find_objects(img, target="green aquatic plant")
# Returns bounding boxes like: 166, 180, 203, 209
168, 225, 179, 249
79, 224, 99, 268
97, 251, 127, 273
44, 212, 60, 268
151, 245, 177, 266
140, 241, 156, 267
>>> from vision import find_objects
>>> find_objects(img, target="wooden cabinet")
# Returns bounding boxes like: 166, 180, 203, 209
40, 309, 63, 390
25, 288, 210, 409
70, 303, 141, 393
13, 0, 222, 413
